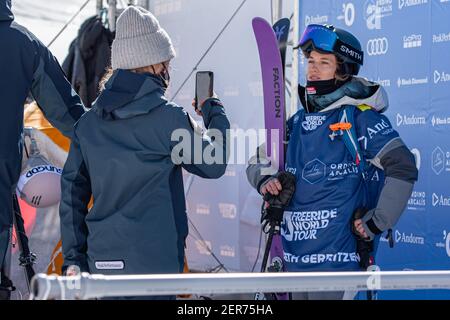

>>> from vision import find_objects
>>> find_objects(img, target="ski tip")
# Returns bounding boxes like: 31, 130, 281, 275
252, 16, 265, 23
274, 17, 290, 25
252, 17, 271, 28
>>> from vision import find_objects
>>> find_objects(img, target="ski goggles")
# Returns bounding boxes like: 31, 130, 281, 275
297, 24, 364, 66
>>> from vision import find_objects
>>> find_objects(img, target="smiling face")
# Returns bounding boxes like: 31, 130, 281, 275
306, 50, 338, 81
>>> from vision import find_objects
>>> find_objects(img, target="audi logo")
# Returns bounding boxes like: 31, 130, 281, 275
366, 38, 389, 56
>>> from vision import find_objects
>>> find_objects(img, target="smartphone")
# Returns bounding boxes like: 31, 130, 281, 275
195, 71, 214, 111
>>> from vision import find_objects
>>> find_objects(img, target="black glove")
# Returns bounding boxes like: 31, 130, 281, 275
263, 172, 296, 207
351, 207, 370, 240
352, 208, 367, 234
261, 172, 296, 228
351, 207, 374, 270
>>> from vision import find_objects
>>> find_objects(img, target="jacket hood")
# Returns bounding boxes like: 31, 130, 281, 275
299, 77, 389, 113
94, 69, 168, 120
0, 0, 13, 21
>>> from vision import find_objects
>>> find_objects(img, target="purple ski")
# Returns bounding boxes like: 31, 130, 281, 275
253, 17, 286, 170
252, 17, 288, 300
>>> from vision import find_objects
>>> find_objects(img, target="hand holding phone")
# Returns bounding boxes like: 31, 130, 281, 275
195, 71, 214, 111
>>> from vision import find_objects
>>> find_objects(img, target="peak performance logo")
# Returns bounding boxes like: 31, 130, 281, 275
433, 32, 450, 43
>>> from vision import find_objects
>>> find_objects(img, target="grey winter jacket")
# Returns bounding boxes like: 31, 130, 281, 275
60, 69, 230, 275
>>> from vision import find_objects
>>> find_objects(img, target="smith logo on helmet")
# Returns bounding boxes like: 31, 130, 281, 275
339, 44, 363, 64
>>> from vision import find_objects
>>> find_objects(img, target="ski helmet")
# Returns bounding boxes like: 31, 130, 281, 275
16, 129, 62, 208
298, 24, 364, 75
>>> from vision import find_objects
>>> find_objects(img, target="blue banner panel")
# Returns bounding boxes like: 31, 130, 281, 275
299, 0, 450, 299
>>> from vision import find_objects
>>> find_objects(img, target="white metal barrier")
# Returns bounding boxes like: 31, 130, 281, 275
30, 271, 450, 300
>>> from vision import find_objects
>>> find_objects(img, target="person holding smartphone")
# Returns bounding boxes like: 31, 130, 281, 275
59, 6, 230, 299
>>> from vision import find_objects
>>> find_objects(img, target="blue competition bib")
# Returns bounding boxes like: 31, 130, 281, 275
282, 107, 399, 272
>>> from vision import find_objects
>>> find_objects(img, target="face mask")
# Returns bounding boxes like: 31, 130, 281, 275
152, 63, 170, 90
306, 79, 341, 96
160, 64, 171, 89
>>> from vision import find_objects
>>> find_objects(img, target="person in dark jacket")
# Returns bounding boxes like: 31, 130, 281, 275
62, 16, 114, 108
247, 24, 418, 300
0, 0, 85, 299
59, 6, 230, 299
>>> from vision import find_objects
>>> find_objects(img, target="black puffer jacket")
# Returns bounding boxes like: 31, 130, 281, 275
63, 16, 114, 108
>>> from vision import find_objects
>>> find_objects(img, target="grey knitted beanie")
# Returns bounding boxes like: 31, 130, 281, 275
111, 6, 176, 70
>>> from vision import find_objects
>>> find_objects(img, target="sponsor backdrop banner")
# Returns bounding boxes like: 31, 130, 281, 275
153, 0, 449, 300
298, 0, 450, 299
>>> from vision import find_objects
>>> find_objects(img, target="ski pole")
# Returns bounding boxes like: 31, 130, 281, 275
12, 193, 36, 292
